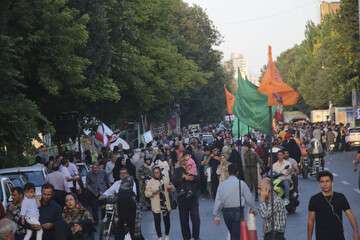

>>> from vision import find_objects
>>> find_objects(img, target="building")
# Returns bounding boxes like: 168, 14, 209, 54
224, 53, 249, 81
320, 1, 340, 21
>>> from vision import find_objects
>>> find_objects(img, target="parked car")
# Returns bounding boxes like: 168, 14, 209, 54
347, 127, 360, 149
0, 164, 47, 196
0, 176, 14, 208
200, 133, 214, 146
76, 162, 89, 186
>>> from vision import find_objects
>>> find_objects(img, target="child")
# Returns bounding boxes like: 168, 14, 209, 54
185, 154, 197, 176
21, 183, 42, 240
178, 154, 197, 198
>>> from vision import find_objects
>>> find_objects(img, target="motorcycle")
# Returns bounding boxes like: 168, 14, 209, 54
99, 197, 118, 240
308, 138, 325, 178
268, 166, 299, 214
300, 156, 309, 179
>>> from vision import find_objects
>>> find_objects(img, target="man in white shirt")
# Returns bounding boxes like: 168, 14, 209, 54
67, 159, 80, 190
103, 168, 137, 197
101, 167, 137, 240
105, 153, 117, 185
60, 158, 76, 191
272, 150, 292, 201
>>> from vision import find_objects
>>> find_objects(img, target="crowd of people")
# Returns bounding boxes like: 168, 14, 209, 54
0, 121, 359, 240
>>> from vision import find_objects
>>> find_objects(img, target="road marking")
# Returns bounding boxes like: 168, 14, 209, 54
332, 173, 339, 177
341, 180, 350, 185
354, 188, 360, 194
324, 167, 330, 171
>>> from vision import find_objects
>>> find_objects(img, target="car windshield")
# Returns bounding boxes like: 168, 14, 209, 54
78, 165, 88, 177
202, 136, 214, 143
22, 171, 45, 187
8, 176, 24, 188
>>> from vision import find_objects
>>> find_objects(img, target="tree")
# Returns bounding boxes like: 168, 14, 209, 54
276, 0, 359, 109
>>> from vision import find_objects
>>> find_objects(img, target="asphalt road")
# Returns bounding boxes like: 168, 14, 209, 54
140, 150, 360, 240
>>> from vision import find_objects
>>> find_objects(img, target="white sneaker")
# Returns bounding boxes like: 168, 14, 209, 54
164, 236, 170, 240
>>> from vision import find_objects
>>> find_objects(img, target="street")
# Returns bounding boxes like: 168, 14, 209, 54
141, 151, 360, 240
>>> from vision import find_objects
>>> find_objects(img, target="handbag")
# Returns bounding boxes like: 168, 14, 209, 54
170, 191, 177, 209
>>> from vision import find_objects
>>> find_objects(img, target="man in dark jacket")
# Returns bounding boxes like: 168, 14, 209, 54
172, 158, 201, 240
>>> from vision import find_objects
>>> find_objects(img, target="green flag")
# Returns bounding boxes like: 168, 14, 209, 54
232, 71, 273, 134
232, 116, 251, 138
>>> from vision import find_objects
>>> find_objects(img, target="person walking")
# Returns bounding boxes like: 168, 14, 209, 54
34, 183, 70, 240
352, 150, 360, 190
258, 178, 287, 240
102, 167, 138, 240
86, 163, 108, 223
307, 171, 360, 240
208, 147, 221, 199
325, 128, 336, 152
243, 142, 262, 201
212, 163, 255, 240
45, 159, 70, 207
145, 167, 175, 240
216, 154, 230, 183
62, 193, 95, 240
172, 157, 201, 240
6, 187, 26, 240
105, 153, 117, 185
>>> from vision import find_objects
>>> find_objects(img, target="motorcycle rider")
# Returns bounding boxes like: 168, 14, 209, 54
101, 167, 137, 240
284, 150, 299, 193
272, 150, 292, 203
309, 138, 325, 173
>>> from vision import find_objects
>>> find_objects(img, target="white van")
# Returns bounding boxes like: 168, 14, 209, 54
0, 164, 47, 196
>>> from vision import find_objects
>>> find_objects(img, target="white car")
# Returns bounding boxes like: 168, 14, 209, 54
0, 164, 47, 196
0, 176, 14, 208
347, 127, 360, 149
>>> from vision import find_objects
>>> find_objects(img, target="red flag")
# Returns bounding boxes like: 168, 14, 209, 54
95, 123, 114, 146
224, 84, 235, 114
258, 46, 300, 106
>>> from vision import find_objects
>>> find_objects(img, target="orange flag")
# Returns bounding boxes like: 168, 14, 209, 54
258, 46, 299, 106
224, 84, 235, 114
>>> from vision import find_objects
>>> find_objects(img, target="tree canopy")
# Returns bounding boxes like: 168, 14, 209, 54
276, 0, 359, 110
0, 0, 227, 159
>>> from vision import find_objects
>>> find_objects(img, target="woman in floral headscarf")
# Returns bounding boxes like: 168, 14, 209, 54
62, 193, 95, 240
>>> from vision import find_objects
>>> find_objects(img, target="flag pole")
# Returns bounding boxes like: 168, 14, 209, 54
268, 106, 275, 240
237, 117, 243, 238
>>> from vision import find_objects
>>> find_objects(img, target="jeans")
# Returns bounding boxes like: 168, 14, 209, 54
222, 207, 244, 240
282, 180, 291, 200
87, 191, 100, 223
264, 231, 285, 240
115, 198, 137, 240
153, 212, 171, 237
178, 197, 200, 240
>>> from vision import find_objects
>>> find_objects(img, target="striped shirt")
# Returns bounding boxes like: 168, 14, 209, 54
258, 193, 287, 234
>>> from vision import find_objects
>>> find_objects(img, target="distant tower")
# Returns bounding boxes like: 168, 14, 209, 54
320, 1, 340, 22
224, 53, 249, 82
230, 53, 249, 80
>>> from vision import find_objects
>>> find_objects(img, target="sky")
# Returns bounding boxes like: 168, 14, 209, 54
184, 0, 322, 78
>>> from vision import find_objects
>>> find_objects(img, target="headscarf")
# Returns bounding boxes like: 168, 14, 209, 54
62, 193, 93, 225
